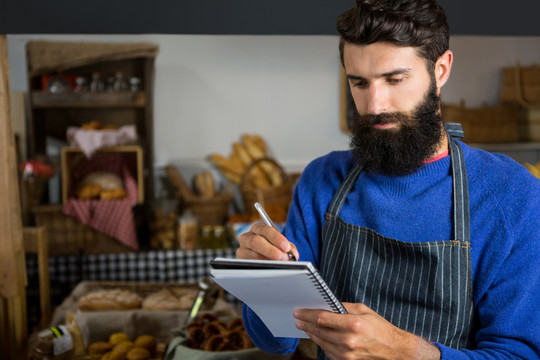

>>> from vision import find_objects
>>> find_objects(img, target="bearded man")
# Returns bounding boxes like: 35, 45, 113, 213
237, 0, 540, 359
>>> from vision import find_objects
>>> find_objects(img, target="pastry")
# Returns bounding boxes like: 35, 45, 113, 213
88, 341, 113, 354
133, 335, 156, 356
109, 333, 130, 346
112, 341, 134, 354
203, 334, 230, 351
78, 289, 142, 310
101, 351, 125, 360
227, 329, 253, 350
125, 347, 150, 360
100, 188, 127, 200
79, 172, 124, 191
76, 183, 102, 200
227, 317, 245, 331
81, 120, 103, 130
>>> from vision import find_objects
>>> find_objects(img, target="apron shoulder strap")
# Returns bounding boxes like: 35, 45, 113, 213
326, 163, 363, 217
444, 122, 465, 140
446, 123, 471, 244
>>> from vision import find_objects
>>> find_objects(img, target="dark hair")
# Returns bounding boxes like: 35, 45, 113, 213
337, 0, 449, 71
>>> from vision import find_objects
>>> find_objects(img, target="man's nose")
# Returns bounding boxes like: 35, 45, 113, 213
366, 85, 387, 115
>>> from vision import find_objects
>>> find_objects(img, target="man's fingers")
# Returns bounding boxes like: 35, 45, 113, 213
238, 231, 289, 261
237, 223, 297, 261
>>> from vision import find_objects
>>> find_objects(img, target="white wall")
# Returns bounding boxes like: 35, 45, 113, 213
7, 34, 540, 174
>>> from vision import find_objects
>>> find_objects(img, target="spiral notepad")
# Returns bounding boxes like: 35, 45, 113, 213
210, 257, 347, 338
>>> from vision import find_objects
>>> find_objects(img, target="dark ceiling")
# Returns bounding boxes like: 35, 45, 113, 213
1, 0, 539, 36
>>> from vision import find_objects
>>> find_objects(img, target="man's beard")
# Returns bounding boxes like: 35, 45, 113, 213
349, 80, 444, 176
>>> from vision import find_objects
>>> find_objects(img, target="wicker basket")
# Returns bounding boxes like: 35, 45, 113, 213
240, 158, 293, 220
442, 101, 520, 143
185, 192, 233, 226
32, 205, 132, 256
500, 63, 540, 108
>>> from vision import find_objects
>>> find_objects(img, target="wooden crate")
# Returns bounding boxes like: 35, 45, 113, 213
442, 102, 520, 143
61, 145, 144, 204
32, 205, 132, 256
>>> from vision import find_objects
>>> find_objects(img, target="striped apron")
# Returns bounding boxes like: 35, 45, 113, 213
318, 124, 474, 359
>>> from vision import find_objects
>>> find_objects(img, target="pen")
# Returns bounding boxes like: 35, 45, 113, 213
254, 202, 297, 261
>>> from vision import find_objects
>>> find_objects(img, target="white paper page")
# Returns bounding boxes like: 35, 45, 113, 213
211, 269, 335, 338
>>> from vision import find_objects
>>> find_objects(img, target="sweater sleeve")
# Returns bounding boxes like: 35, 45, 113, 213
436, 167, 540, 359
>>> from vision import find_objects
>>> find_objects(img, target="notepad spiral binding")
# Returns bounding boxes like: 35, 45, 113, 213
308, 270, 348, 314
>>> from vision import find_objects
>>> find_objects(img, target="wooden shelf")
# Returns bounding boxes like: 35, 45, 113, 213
26, 47, 156, 203
469, 142, 540, 151
61, 145, 144, 204
469, 142, 540, 163
31, 91, 146, 108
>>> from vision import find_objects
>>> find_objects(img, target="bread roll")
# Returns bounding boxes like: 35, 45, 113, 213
126, 347, 150, 360
101, 352, 125, 360
100, 188, 127, 200
109, 333, 130, 345
133, 335, 157, 356
80, 172, 124, 191
112, 341, 134, 354
76, 183, 102, 200
88, 341, 113, 354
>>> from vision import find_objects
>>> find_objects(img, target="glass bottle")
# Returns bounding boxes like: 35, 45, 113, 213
200, 225, 215, 249
113, 71, 129, 92
89, 72, 105, 92
105, 76, 115, 92
130, 77, 142, 92
73, 76, 89, 93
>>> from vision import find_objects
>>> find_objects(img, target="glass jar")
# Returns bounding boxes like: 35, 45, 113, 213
73, 76, 89, 93
213, 225, 229, 249
199, 225, 215, 249
149, 199, 178, 250
178, 211, 199, 250
89, 72, 105, 92
105, 76, 115, 92
130, 77, 142, 92
113, 71, 129, 92
45, 76, 69, 93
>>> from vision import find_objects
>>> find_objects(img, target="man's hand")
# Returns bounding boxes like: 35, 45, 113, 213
237, 223, 299, 261
294, 302, 440, 360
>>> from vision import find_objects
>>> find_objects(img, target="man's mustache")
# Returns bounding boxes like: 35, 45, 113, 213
357, 112, 408, 126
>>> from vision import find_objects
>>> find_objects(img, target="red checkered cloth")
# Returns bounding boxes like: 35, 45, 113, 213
63, 153, 139, 250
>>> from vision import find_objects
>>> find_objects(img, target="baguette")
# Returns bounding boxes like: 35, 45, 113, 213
232, 142, 270, 188
251, 134, 267, 155
165, 165, 195, 201
193, 171, 216, 198
242, 134, 283, 186
209, 153, 244, 177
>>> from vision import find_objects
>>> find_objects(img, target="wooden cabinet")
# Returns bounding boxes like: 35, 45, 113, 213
26, 42, 157, 202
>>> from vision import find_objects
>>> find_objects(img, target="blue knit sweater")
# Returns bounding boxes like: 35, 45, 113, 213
243, 141, 540, 359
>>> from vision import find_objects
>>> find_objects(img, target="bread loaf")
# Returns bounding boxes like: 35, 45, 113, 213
141, 288, 197, 311
78, 289, 142, 310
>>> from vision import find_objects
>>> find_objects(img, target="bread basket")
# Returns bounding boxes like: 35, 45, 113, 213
240, 157, 292, 220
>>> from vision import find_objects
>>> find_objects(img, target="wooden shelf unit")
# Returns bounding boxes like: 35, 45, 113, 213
26, 54, 156, 202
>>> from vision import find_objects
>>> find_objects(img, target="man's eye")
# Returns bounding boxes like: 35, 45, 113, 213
387, 77, 403, 84
352, 81, 368, 88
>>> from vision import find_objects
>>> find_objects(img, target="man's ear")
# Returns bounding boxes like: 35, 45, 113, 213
435, 50, 453, 89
